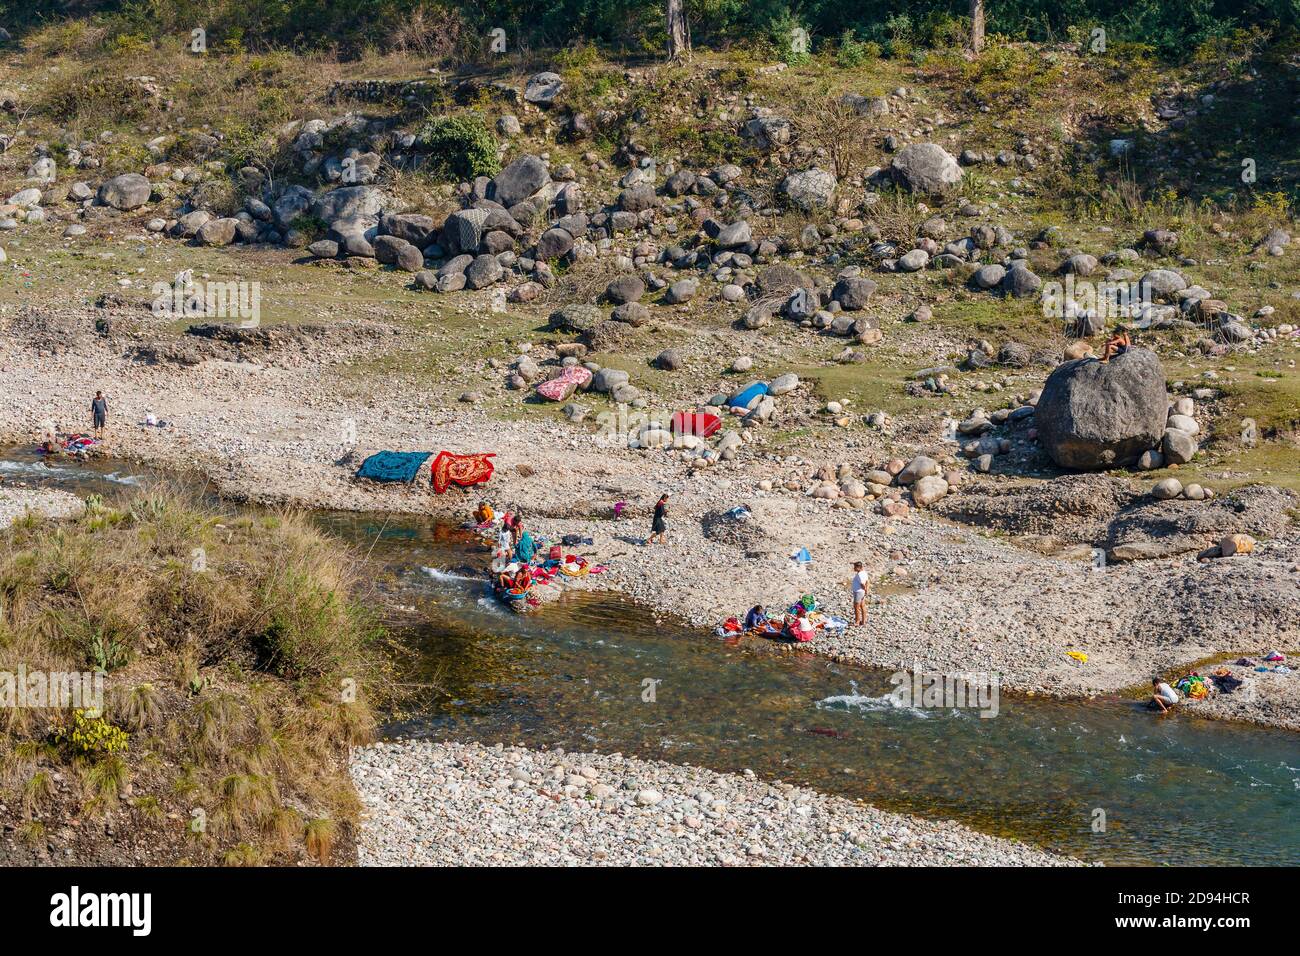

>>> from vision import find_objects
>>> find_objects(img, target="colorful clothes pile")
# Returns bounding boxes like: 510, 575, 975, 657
1175, 674, 1210, 699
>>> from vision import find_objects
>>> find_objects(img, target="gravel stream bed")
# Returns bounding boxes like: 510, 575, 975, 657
350, 739, 1083, 866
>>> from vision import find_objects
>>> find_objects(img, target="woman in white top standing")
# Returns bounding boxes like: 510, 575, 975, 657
850, 562, 871, 627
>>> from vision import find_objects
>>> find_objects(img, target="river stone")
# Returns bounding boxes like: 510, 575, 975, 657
1034, 348, 1168, 470
313, 185, 386, 222
973, 264, 1006, 289
891, 143, 963, 195
832, 277, 877, 310
768, 373, 799, 396
606, 275, 645, 304
779, 168, 836, 211
1141, 269, 1187, 300
380, 212, 438, 249
524, 72, 564, 107
911, 475, 949, 507
97, 173, 152, 210
591, 367, 629, 393
535, 227, 574, 260
897, 455, 938, 485
374, 234, 424, 271
195, 217, 238, 246
464, 254, 503, 289
490, 155, 550, 208
715, 220, 752, 248
1161, 428, 1198, 465
1152, 478, 1183, 500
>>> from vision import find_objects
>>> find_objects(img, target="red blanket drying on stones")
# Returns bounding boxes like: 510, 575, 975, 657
430, 451, 496, 494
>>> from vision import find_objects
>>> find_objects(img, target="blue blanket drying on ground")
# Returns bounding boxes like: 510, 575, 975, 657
356, 451, 432, 483
728, 381, 769, 409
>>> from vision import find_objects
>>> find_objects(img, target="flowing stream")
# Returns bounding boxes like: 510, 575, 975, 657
4, 448, 1297, 865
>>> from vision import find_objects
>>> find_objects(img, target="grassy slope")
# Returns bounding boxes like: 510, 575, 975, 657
0, 491, 381, 865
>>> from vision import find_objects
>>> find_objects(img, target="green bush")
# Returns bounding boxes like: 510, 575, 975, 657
415, 115, 500, 182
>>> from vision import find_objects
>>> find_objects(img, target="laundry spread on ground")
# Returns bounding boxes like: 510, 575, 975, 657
535, 365, 592, 402
430, 451, 496, 494
356, 451, 432, 484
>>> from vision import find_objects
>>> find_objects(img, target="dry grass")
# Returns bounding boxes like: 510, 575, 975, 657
0, 490, 385, 865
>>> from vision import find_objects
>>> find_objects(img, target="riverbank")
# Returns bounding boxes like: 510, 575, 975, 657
0, 486, 83, 530
2, 314, 1296, 727
350, 739, 1082, 866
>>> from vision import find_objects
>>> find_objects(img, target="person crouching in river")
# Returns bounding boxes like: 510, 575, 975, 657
1151, 677, 1179, 714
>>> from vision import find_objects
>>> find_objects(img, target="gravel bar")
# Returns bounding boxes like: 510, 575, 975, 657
351, 739, 1083, 866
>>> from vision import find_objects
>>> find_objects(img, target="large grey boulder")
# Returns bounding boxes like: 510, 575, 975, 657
273, 185, 315, 230
374, 234, 424, 271
1034, 348, 1168, 470
535, 227, 574, 260
524, 72, 564, 107
380, 212, 438, 249
891, 143, 963, 195
490, 155, 550, 208
443, 208, 491, 255
313, 185, 386, 223
97, 173, 152, 210
779, 168, 836, 211
195, 217, 238, 246
832, 277, 877, 310
464, 254, 503, 289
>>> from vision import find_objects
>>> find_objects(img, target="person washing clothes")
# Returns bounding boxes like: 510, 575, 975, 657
744, 605, 767, 631
1152, 677, 1179, 713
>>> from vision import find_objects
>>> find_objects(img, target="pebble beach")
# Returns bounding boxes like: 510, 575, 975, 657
350, 739, 1082, 866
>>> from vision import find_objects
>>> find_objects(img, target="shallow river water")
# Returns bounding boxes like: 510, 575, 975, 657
5, 449, 1297, 865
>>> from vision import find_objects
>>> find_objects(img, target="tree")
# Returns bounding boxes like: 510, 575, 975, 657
970, 0, 986, 53
667, 0, 690, 60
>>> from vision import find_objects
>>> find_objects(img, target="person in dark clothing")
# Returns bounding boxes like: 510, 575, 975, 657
743, 605, 767, 631
647, 493, 669, 545
91, 391, 108, 436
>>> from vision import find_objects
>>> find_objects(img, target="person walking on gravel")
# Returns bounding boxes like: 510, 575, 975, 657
647, 493, 669, 545
91, 391, 108, 438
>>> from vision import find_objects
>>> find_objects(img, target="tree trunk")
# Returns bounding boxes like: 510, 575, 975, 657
970, 0, 986, 53
667, 0, 689, 61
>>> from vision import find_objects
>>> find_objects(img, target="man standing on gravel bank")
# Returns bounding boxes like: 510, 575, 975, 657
851, 562, 870, 627
648, 493, 669, 545
91, 391, 108, 438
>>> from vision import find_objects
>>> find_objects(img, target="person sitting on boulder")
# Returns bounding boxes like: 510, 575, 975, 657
1100, 330, 1131, 363
1151, 677, 1179, 714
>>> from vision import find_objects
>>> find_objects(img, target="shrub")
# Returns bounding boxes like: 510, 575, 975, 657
53, 710, 130, 758
414, 115, 500, 182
